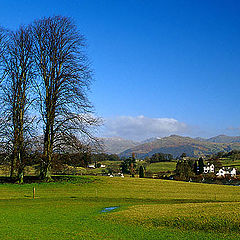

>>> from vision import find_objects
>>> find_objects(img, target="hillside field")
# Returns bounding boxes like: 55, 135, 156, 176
146, 161, 177, 172
1, 176, 240, 239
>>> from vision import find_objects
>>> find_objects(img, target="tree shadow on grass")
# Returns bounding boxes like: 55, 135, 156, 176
79, 196, 238, 205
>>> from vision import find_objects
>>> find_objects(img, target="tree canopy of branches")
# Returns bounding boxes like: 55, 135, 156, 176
0, 27, 5, 62
0, 26, 35, 183
0, 16, 101, 182
32, 16, 101, 180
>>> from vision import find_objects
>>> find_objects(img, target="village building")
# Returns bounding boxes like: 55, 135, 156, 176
203, 163, 215, 174
88, 164, 106, 168
216, 167, 237, 177
87, 164, 95, 168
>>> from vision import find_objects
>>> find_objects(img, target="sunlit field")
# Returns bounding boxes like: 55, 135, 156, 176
146, 161, 177, 172
0, 176, 240, 239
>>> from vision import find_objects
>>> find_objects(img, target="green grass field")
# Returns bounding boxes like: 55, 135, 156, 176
146, 161, 177, 172
0, 176, 240, 239
221, 158, 240, 168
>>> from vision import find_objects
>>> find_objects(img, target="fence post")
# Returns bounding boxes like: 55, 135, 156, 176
33, 187, 35, 199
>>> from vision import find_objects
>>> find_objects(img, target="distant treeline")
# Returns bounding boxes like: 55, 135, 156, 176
146, 153, 174, 163
91, 153, 120, 162
213, 150, 240, 159
91, 152, 174, 163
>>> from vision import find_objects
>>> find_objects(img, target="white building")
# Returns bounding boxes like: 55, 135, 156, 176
216, 167, 237, 177
203, 163, 215, 174
88, 164, 95, 168
88, 164, 105, 168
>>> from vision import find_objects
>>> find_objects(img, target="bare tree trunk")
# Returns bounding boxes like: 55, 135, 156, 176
32, 16, 100, 180
10, 98, 19, 179
11, 145, 18, 178
0, 26, 34, 182
40, 121, 53, 180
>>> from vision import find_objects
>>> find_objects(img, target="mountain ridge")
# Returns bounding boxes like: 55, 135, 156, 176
101, 135, 240, 158
119, 135, 240, 158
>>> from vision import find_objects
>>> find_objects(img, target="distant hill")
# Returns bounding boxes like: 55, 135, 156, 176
119, 135, 240, 158
140, 137, 161, 144
194, 137, 206, 142
206, 135, 240, 143
100, 137, 139, 154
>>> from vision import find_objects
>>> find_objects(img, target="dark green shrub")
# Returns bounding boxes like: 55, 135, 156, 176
139, 165, 144, 178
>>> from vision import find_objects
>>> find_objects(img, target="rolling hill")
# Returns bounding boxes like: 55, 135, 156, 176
119, 135, 240, 158
206, 135, 240, 143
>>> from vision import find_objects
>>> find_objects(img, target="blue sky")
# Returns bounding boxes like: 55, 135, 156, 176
1, 0, 240, 140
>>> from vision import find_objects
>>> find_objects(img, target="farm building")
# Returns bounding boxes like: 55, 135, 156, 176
88, 164, 95, 168
216, 167, 236, 177
87, 164, 106, 168
203, 163, 215, 174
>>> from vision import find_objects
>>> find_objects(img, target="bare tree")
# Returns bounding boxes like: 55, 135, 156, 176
0, 28, 4, 59
32, 16, 101, 180
0, 26, 35, 182
0, 27, 7, 78
0, 27, 5, 52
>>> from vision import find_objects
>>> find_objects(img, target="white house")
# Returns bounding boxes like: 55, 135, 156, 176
88, 164, 95, 168
216, 167, 237, 177
88, 164, 105, 168
203, 163, 215, 174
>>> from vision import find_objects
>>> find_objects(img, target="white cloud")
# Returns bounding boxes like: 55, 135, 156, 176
102, 115, 189, 141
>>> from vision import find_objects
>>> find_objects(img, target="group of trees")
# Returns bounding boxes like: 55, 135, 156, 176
0, 16, 100, 182
91, 153, 120, 163
175, 160, 193, 179
120, 153, 136, 176
175, 157, 205, 179
120, 153, 145, 178
148, 152, 173, 163
214, 150, 240, 162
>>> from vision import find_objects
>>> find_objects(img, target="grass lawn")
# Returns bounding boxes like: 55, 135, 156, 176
146, 161, 177, 172
0, 176, 240, 239
221, 158, 240, 168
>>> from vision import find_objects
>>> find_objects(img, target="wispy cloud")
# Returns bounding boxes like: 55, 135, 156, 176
224, 126, 240, 136
102, 115, 190, 141
226, 126, 240, 131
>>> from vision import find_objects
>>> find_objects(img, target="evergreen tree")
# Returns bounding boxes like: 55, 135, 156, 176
198, 157, 204, 174
131, 153, 136, 177
120, 159, 130, 174
139, 166, 144, 178
193, 161, 198, 174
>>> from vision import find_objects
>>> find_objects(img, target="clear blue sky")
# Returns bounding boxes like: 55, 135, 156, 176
1, 0, 240, 139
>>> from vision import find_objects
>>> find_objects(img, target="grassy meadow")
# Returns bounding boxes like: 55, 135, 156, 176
221, 158, 240, 168
0, 176, 240, 239
146, 161, 177, 172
